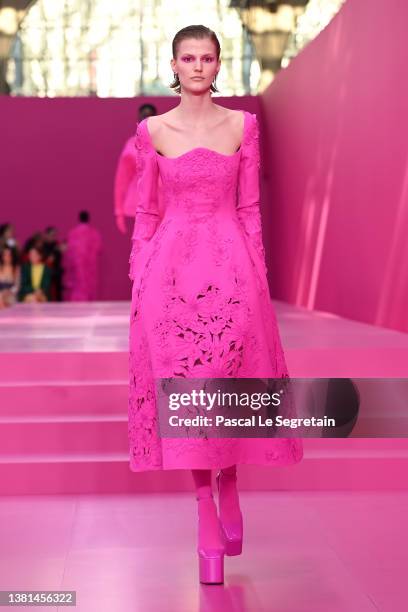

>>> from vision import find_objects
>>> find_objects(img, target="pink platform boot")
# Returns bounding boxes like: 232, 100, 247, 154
196, 492, 225, 584
216, 469, 243, 556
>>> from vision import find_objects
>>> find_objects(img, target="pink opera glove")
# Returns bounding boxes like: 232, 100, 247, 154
236, 113, 268, 278
128, 122, 160, 282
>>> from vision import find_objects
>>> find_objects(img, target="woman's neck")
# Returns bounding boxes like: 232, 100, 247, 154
174, 92, 220, 127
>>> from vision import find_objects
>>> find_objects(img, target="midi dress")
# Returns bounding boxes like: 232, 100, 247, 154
128, 109, 303, 472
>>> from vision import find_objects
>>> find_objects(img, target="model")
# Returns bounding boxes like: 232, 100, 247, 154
113, 103, 157, 235
128, 24, 303, 585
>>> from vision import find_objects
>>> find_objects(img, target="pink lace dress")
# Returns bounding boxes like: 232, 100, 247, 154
128, 109, 303, 471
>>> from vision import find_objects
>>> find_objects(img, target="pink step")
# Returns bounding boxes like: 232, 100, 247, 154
0, 419, 128, 454
0, 440, 407, 495
0, 351, 128, 382
1, 301, 408, 495
0, 381, 127, 416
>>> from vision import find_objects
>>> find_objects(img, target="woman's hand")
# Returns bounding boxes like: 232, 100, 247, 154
116, 214, 127, 234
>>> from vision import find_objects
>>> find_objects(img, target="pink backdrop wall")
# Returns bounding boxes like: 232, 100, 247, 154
1, 0, 407, 331
260, 0, 408, 333
0, 95, 259, 301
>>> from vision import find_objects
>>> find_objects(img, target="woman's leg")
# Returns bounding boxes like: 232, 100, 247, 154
217, 464, 243, 556
191, 469, 223, 549
218, 464, 241, 525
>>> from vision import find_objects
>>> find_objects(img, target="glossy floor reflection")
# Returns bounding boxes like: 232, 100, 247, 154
0, 491, 407, 612
0, 301, 129, 353
1, 300, 408, 361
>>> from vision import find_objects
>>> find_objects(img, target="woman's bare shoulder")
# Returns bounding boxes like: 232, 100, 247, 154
216, 106, 245, 130
231, 108, 245, 128
147, 110, 177, 136
220, 107, 245, 140
212, 104, 240, 120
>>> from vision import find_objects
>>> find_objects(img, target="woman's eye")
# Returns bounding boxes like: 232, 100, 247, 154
181, 57, 214, 62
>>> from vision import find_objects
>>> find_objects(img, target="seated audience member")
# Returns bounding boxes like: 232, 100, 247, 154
18, 246, 51, 303
0, 223, 20, 253
22, 232, 44, 259
0, 246, 20, 308
43, 226, 64, 301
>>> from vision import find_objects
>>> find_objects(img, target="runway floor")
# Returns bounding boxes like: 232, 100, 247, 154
0, 301, 407, 610
0, 490, 407, 612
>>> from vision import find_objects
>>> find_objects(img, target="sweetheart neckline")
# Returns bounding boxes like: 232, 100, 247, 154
142, 109, 247, 161
155, 146, 242, 160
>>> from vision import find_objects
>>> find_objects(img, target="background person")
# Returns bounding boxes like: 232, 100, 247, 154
63, 211, 102, 301
18, 246, 51, 303
113, 103, 158, 234
0, 246, 20, 308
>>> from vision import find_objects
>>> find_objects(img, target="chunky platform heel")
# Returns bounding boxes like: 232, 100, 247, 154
196, 493, 225, 584
216, 470, 243, 556
198, 548, 224, 584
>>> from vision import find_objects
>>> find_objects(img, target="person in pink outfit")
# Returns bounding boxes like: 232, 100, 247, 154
113, 103, 157, 234
63, 211, 102, 301
128, 25, 303, 585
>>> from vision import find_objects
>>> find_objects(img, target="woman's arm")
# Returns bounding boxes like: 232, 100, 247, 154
41, 266, 52, 300
114, 137, 140, 234
236, 113, 268, 277
18, 263, 31, 301
128, 121, 160, 281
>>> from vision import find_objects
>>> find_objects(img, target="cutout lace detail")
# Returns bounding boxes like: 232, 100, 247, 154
127, 110, 303, 471
153, 264, 260, 378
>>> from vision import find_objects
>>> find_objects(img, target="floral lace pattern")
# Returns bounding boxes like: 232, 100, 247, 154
153, 264, 260, 379
128, 110, 303, 472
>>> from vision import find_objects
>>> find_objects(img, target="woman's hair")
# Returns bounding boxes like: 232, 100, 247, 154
169, 25, 221, 95
28, 246, 44, 260
23, 232, 43, 254
0, 223, 12, 238
0, 246, 19, 268
139, 103, 157, 115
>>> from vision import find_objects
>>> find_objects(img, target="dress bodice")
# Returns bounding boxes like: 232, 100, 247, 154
140, 112, 247, 218
129, 109, 267, 287
134, 110, 258, 219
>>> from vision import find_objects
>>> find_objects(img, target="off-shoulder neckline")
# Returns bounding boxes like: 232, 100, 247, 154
140, 109, 249, 161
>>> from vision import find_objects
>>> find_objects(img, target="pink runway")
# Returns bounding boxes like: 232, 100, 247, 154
0, 301, 407, 611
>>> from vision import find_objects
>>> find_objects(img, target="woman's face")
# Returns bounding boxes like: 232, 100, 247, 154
3, 225, 13, 240
28, 248, 42, 264
171, 37, 220, 94
2, 249, 12, 265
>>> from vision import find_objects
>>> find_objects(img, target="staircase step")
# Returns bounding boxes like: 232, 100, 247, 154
0, 381, 128, 416
0, 443, 407, 495
0, 351, 128, 383
0, 420, 128, 454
